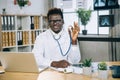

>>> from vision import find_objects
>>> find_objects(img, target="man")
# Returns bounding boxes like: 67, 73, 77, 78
32, 8, 81, 68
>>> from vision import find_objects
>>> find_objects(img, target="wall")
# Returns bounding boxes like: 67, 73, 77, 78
0, 15, 1, 51
53, 0, 93, 12
109, 9, 120, 61
79, 41, 109, 62
0, 0, 50, 15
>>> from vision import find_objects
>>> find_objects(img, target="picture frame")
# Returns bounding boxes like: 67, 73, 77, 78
94, 0, 119, 10
99, 15, 114, 27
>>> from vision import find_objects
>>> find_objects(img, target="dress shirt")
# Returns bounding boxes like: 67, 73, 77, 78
32, 29, 81, 67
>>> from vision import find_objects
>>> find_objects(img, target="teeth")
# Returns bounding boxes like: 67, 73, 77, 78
54, 26, 58, 28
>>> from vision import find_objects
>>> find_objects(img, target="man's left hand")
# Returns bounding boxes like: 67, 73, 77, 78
68, 22, 80, 45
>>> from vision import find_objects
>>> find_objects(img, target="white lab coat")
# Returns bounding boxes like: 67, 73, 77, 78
32, 29, 81, 67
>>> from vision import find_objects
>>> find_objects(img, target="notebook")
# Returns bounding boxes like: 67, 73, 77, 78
0, 52, 48, 73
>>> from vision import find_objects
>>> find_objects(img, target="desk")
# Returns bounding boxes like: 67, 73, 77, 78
0, 62, 120, 80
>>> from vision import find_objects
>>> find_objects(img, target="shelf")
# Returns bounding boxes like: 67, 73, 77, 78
0, 14, 48, 52
78, 35, 120, 42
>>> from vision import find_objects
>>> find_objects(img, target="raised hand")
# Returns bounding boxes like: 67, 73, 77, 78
68, 22, 80, 45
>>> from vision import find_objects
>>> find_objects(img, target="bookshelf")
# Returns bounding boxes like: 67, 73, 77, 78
0, 16, 2, 51
0, 14, 48, 52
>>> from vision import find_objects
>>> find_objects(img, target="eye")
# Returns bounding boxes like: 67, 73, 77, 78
49, 19, 62, 23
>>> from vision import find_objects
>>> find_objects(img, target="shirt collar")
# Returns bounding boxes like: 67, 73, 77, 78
50, 28, 64, 36
50, 29, 64, 39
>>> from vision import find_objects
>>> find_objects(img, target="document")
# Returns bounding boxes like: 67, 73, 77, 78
50, 65, 83, 74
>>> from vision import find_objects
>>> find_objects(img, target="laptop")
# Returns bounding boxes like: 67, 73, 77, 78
0, 52, 48, 73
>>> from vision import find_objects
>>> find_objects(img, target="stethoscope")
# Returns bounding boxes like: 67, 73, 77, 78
51, 32, 72, 56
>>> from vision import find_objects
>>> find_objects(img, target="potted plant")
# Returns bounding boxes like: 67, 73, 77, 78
76, 8, 92, 35
14, 0, 31, 14
98, 62, 108, 79
82, 58, 92, 76
2, 8, 6, 14
14, 0, 31, 9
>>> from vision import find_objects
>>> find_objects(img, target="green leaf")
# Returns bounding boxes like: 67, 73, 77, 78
17, 0, 28, 7
82, 58, 92, 67
76, 8, 92, 26
98, 62, 107, 70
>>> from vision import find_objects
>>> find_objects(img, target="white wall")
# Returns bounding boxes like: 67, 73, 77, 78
0, 0, 49, 15
53, 0, 93, 12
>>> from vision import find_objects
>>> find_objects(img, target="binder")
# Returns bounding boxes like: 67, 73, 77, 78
8, 16, 11, 30
17, 31, 22, 45
5, 32, 9, 46
31, 31, 35, 44
11, 16, 15, 30
8, 32, 12, 46
2, 32, 5, 47
36, 16, 39, 29
2, 16, 5, 30
12, 32, 16, 46
30, 16, 34, 29
26, 31, 29, 44
34, 16, 36, 29
6, 16, 9, 30
22, 31, 26, 45
9, 16, 12, 30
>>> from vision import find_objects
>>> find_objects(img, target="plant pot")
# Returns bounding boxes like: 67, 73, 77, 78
98, 70, 108, 79
83, 67, 92, 76
82, 30, 87, 35
110, 65, 120, 78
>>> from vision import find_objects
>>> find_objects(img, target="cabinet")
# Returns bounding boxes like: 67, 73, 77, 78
0, 14, 48, 52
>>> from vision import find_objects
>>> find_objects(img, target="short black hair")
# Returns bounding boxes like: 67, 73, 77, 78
47, 8, 63, 20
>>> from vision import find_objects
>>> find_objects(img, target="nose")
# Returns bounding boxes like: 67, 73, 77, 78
53, 21, 57, 25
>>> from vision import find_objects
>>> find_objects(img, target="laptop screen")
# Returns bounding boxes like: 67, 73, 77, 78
0, 52, 40, 73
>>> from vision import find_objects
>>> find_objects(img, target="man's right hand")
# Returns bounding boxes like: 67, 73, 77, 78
51, 60, 70, 68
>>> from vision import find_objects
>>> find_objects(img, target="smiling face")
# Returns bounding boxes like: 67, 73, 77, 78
48, 14, 64, 34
